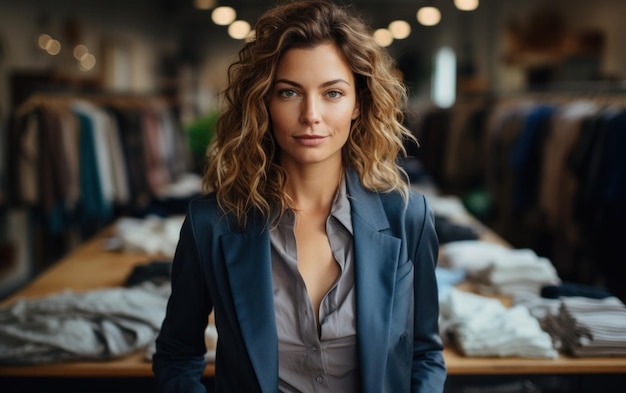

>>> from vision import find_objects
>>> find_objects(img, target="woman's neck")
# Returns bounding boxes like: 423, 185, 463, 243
283, 164, 344, 214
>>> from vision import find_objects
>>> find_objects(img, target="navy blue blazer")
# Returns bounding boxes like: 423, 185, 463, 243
153, 170, 446, 392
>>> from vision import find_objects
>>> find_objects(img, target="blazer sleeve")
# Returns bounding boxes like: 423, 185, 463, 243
411, 194, 447, 392
152, 211, 213, 393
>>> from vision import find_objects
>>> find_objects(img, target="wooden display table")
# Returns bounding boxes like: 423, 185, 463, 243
444, 346, 626, 376
0, 227, 214, 382
1, 223, 625, 390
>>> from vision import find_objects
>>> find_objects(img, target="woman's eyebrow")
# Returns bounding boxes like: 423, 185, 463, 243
274, 78, 351, 88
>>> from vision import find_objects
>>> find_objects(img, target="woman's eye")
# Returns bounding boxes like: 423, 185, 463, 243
326, 90, 343, 99
279, 89, 297, 98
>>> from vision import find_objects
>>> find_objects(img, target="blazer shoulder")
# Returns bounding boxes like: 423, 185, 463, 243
378, 187, 429, 219
186, 193, 266, 234
407, 188, 429, 214
185, 193, 233, 233
186, 193, 221, 219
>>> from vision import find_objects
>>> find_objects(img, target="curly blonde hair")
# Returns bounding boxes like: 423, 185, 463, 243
203, 0, 414, 227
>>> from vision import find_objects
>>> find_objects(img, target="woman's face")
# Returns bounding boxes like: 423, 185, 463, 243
269, 42, 359, 170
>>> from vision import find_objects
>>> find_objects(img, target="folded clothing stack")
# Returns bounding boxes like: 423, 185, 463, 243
472, 248, 560, 298
108, 215, 185, 258
439, 240, 561, 298
439, 288, 558, 359
0, 282, 170, 365
438, 240, 511, 273
543, 296, 626, 357
514, 282, 614, 321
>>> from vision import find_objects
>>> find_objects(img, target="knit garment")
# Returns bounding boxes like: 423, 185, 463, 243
543, 296, 626, 357
473, 250, 560, 298
439, 241, 560, 298
109, 215, 185, 258
0, 282, 170, 365
439, 240, 510, 274
440, 288, 558, 359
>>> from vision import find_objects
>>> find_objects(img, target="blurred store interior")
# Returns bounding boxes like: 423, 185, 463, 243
0, 0, 625, 389
2, 0, 626, 301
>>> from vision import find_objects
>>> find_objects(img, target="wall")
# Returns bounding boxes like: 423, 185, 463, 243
1, 0, 625, 119
497, 0, 626, 89
0, 0, 178, 121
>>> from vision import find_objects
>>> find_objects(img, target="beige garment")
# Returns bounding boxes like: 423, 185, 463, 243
58, 108, 81, 210
443, 97, 488, 191
158, 108, 191, 180
19, 113, 39, 205
103, 111, 130, 205
539, 101, 598, 233
151, 103, 178, 183
484, 100, 532, 238
141, 109, 170, 194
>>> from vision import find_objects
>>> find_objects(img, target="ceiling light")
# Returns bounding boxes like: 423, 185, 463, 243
73, 44, 89, 60
373, 28, 393, 47
79, 53, 96, 71
454, 0, 479, 11
38, 34, 52, 49
211, 6, 236, 26
228, 20, 251, 40
46, 39, 61, 55
388, 20, 411, 40
417, 6, 441, 26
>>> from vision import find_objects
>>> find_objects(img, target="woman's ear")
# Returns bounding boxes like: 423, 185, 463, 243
351, 101, 360, 120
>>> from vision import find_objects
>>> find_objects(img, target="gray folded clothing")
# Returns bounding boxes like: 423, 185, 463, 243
0, 282, 170, 365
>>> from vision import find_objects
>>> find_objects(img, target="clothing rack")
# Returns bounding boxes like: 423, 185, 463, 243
5, 92, 193, 270
485, 93, 625, 299
14, 91, 179, 118
493, 80, 626, 103
408, 91, 626, 302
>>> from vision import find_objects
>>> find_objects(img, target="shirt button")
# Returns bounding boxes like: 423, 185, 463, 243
310, 345, 318, 353
315, 376, 324, 384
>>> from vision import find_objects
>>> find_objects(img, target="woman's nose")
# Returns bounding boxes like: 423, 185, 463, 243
300, 96, 321, 125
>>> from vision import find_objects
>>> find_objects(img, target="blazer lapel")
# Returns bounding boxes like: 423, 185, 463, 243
222, 225, 278, 393
218, 171, 400, 392
346, 171, 402, 393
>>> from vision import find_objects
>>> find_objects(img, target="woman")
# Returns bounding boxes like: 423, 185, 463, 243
152, 1, 446, 392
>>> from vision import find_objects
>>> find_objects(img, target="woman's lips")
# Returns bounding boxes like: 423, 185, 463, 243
294, 135, 327, 146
